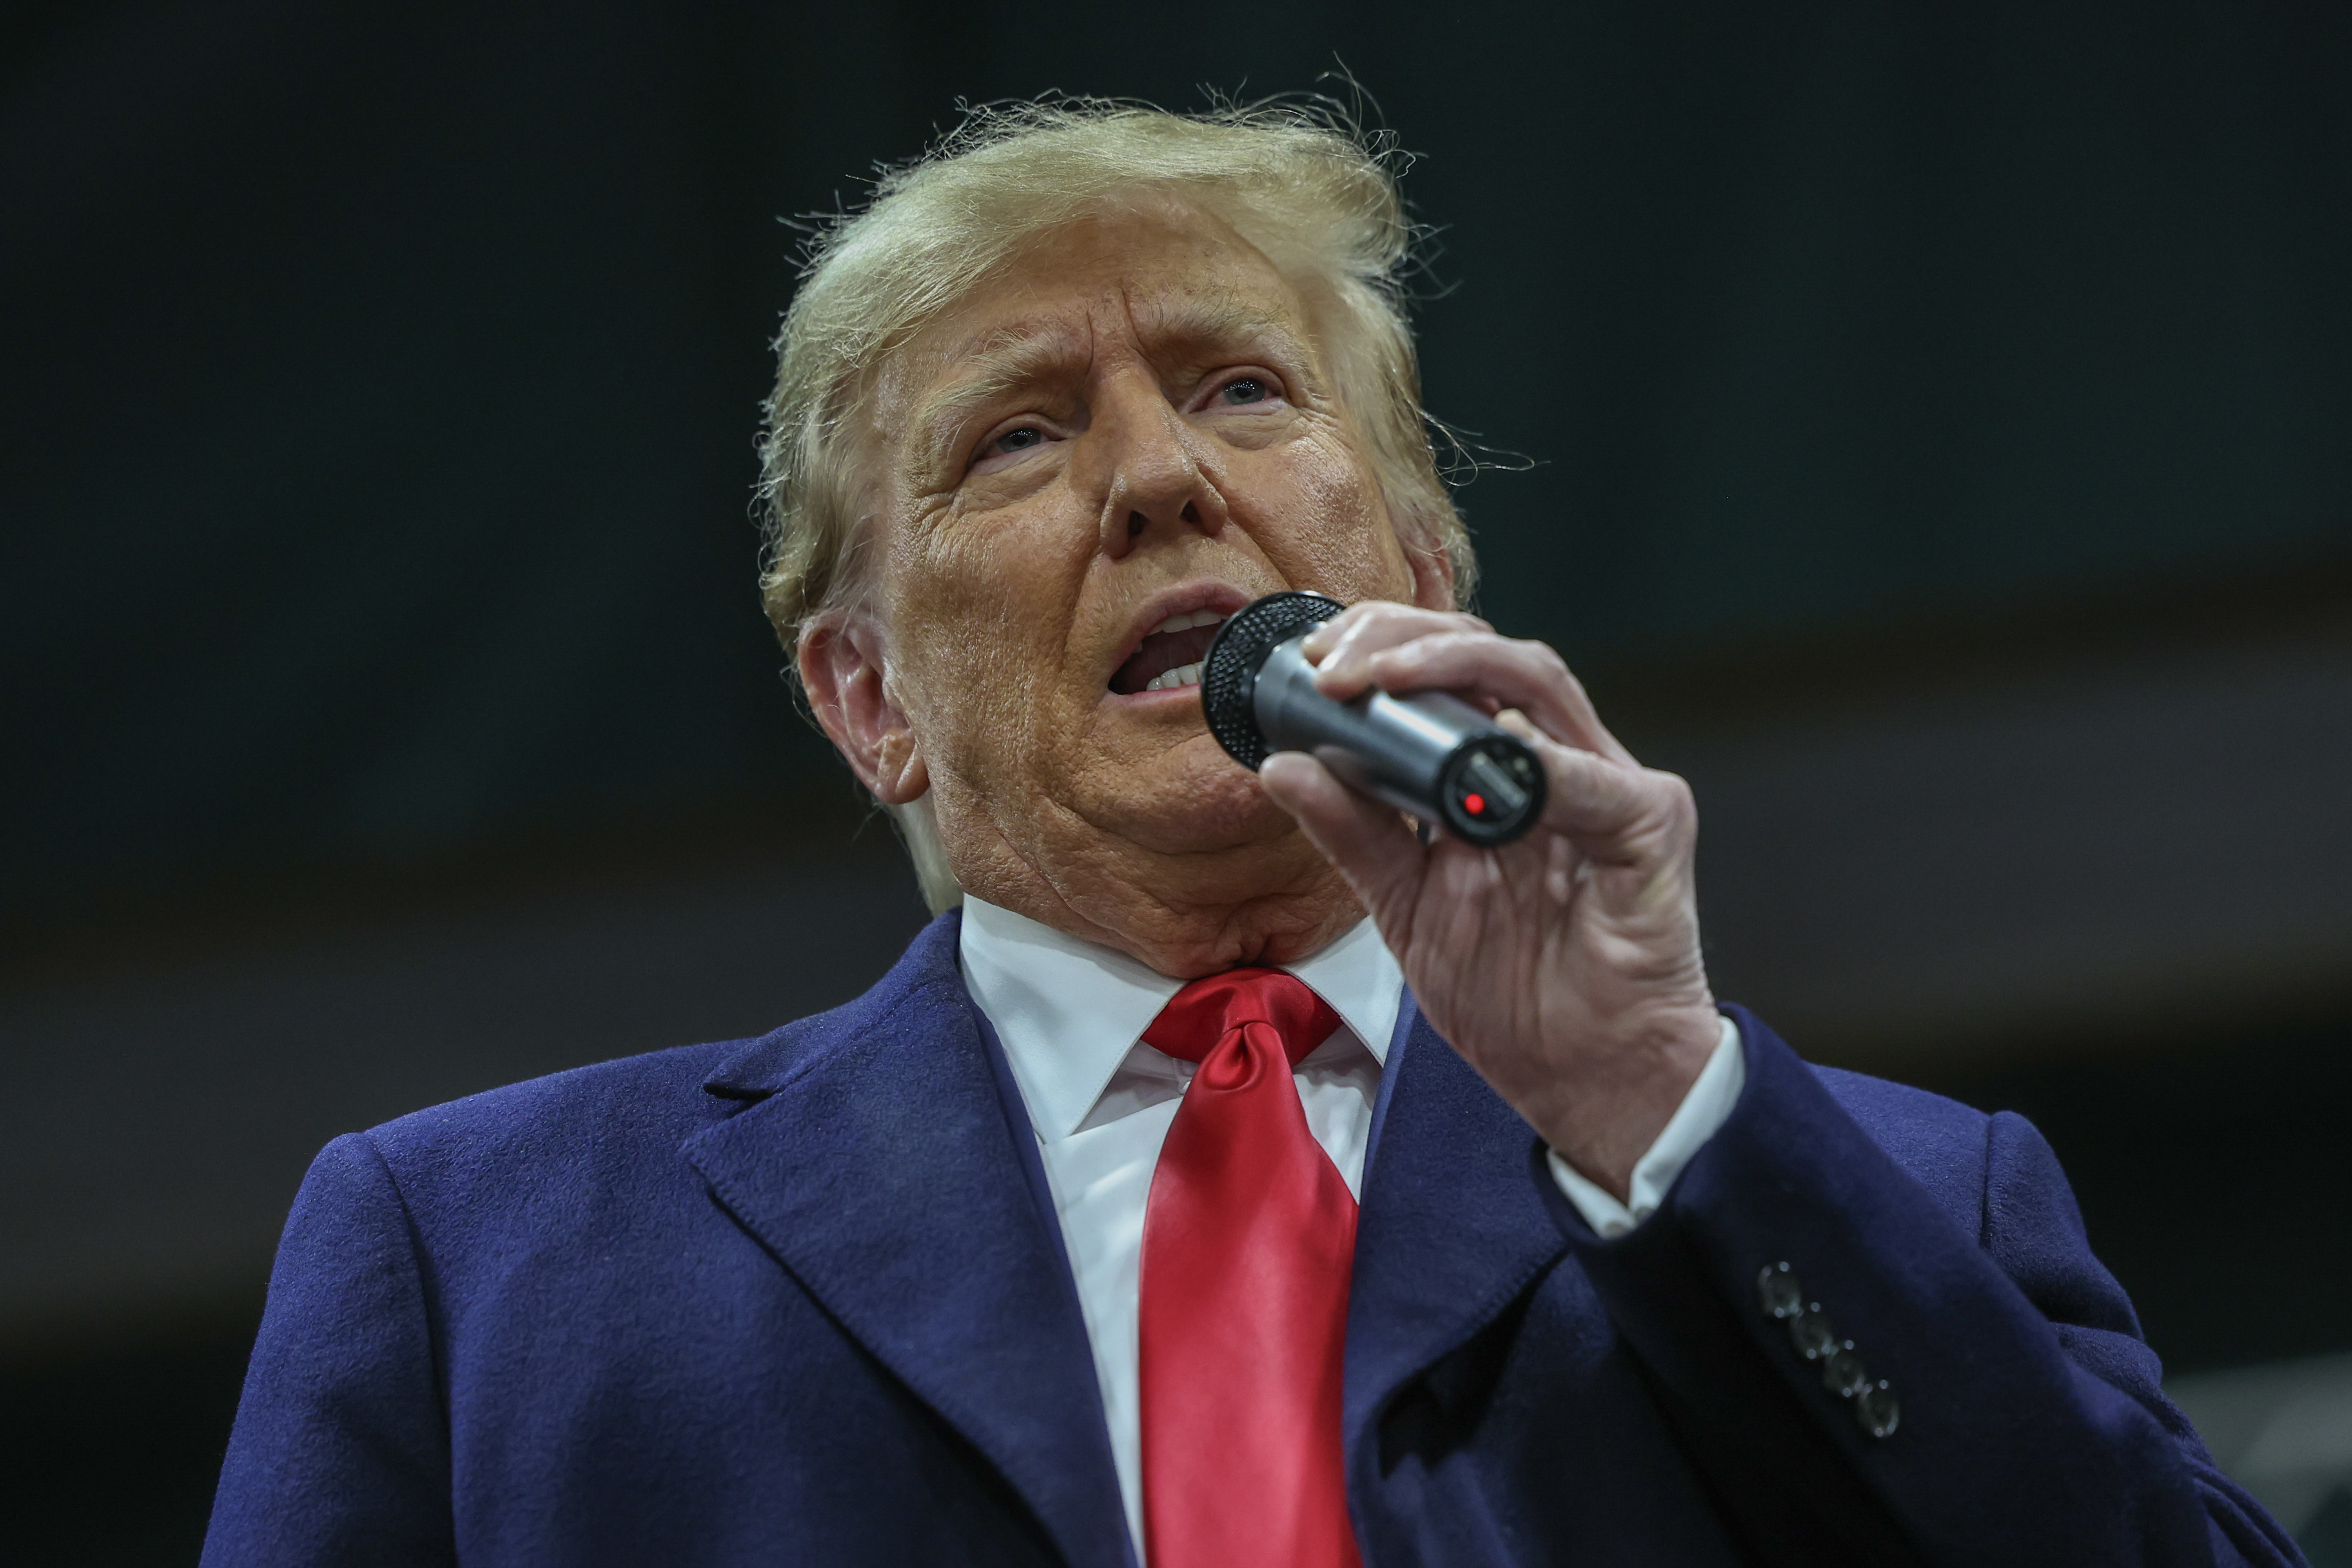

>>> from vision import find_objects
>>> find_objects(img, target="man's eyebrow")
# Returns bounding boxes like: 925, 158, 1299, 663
907, 294, 1318, 452
911, 328, 1087, 448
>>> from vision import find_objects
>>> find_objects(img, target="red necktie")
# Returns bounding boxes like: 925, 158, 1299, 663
1138, 968, 1361, 1568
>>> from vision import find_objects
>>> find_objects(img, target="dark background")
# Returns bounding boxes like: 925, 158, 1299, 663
4, 2, 2348, 1562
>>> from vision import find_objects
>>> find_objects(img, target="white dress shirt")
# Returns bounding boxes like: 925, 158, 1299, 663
957, 895, 1745, 1555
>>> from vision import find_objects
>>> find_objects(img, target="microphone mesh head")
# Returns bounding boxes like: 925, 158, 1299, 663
1200, 592, 1347, 769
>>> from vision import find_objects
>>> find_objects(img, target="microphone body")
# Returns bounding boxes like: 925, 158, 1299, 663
1201, 593, 1547, 847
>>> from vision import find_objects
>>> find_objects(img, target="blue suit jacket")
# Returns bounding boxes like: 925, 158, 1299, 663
204, 912, 2303, 1566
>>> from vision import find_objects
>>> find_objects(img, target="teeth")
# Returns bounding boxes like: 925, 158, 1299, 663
1149, 609, 1230, 636
1143, 661, 1205, 692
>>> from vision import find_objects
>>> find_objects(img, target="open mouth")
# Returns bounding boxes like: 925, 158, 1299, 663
1110, 607, 1234, 695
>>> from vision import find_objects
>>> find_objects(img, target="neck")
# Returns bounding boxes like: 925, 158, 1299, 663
949, 826, 1365, 979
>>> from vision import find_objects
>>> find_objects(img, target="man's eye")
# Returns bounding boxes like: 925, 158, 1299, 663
1217, 377, 1272, 406
990, 426, 1045, 455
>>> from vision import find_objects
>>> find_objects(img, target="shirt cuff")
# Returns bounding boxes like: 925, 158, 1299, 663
1546, 1013, 1746, 1239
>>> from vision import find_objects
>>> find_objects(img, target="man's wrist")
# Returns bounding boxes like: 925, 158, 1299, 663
1548, 1013, 1746, 1234
1537, 1005, 1728, 1199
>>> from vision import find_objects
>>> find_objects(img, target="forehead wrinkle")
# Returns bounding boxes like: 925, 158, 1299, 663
1128, 287, 1318, 378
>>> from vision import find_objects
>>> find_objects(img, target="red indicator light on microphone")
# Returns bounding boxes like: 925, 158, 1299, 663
1464, 793, 1486, 816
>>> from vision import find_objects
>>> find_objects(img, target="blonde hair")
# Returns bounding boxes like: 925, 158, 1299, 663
757, 98, 1473, 910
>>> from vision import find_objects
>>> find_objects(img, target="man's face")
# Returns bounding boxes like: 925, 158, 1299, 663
851, 198, 1434, 947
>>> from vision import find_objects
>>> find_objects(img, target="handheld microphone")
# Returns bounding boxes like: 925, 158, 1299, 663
1200, 592, 1547, 847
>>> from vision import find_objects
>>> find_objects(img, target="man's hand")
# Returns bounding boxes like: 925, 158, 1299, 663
1256, 603, 1722, 1201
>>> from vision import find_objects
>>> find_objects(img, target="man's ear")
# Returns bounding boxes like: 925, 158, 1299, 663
1406, 533, 1457, 613
797, 610, 929, 806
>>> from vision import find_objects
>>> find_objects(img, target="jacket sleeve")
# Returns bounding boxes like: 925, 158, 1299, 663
1540, 1006, 2307, 1568
202, 1132, 456, 1567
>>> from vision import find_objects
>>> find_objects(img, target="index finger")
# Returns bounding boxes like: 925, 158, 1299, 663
1301, 602, 1491, 698
1364, 631, 1636, 768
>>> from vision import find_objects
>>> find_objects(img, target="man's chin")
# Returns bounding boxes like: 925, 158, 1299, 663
1084, 758, 1302, 858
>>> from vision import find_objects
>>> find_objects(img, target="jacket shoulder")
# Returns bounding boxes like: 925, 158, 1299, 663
364, 1036, 750, 1168
347, 1041, 768, 1247
347, 912, 966, 1229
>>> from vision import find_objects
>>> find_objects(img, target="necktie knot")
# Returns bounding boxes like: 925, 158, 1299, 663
1142, 967, 1339, 1069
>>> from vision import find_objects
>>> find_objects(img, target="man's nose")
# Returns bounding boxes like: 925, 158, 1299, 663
1082, 378, 1230, 559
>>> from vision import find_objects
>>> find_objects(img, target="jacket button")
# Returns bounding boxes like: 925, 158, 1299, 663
1757, 1262, 1804, 1320
1823, 1343, 1869, 1399
1856, 1380, 1900, 1438
1789, 1307, 1839, 1362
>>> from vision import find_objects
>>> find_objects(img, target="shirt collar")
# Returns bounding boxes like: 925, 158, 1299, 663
958, 895, 1405, 1141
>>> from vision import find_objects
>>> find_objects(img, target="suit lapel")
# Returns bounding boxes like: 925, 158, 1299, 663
1345, 1005, 1571, 1469
683, 915, 1132, 1568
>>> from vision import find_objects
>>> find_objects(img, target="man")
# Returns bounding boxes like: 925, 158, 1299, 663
205, 102, 2301, 1566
